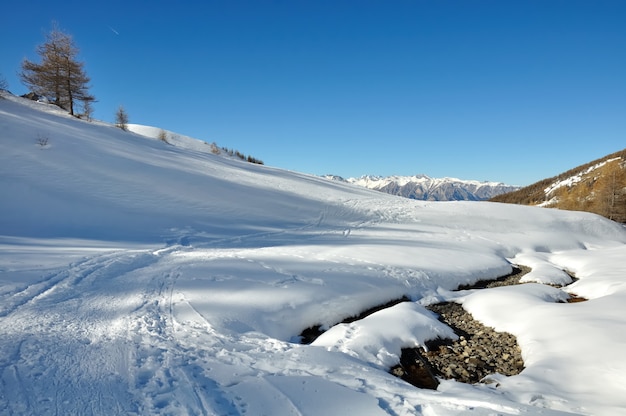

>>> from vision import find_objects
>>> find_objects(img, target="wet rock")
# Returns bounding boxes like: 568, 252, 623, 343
457, 265, 530, 290
566, 293, 588, 303
414, 301, 525, 385
390, 348, 440, 390
393, 265, 531, 388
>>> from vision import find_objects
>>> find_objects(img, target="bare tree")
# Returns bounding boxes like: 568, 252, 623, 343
115, 105, 129, 130
82, 97, 94, 121
20, 23, 95, 116
0, 73, 8, 97
600, 161, 626, 222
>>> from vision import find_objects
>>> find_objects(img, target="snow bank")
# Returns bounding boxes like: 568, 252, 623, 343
313, 302, 457, 368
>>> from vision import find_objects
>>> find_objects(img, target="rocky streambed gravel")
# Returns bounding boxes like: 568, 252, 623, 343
391, 301, 524, 389
390, 267, 530, 389
300, 265, 585, 390
391, 265, 586, 389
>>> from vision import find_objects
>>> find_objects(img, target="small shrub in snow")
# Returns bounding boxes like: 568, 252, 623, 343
158, 129, 169, 144
0, 75, 7, 98
115, 105, 128, 130
36, 133, 49, 147
247, 155, 264, 165
208, 142, 220, 154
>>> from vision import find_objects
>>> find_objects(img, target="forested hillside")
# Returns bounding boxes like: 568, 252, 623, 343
491, 149, 626, 223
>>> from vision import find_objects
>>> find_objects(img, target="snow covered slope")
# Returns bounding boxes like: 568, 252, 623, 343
2, 94, 626, 415
328, 174, 519, 201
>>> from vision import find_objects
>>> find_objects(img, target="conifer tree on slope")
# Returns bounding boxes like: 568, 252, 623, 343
20, 23, 95, 116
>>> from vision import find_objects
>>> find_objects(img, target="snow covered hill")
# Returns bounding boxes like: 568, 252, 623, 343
327, 174, 519, 201
2, 94, 626, 415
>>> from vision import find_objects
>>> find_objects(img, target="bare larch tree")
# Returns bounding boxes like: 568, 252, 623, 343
20, 24, 95, 116
115, 105, 129, 130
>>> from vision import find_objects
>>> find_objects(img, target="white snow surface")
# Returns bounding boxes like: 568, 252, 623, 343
2, 95, 626, 415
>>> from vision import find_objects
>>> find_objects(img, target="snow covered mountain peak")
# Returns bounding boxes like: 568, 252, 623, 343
326, 174, 519, 201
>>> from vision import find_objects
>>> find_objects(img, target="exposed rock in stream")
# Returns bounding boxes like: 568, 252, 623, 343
299, 264, 587, 390
389, 266, 530, 389
392, 265, 587, 389
457, 265, 530, 290
565, 293, 587, 303
391, 301, 524, 388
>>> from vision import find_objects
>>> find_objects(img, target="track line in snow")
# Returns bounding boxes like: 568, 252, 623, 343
0, 258, 91, 317
125, 266, 240, 415
0, 250, 161, 318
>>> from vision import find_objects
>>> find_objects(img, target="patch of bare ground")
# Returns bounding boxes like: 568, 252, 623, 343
559, 270, 588, 303
565, 294, 587, 303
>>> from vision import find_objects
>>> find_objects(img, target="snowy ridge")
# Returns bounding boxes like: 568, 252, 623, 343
2, 94, 626, 415
327, 174, 520, 201
126, 124, 223, 156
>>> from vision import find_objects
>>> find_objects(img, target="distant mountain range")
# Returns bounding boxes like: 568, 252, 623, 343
325, 174, 520, 201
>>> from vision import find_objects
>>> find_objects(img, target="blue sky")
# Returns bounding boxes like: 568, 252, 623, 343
2, 0, 625, 185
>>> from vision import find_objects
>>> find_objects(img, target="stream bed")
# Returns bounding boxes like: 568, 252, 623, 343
299, 265, 586, 390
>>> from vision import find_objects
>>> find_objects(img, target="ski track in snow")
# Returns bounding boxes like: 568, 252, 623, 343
0, 243, 241, 415
0, 250, 162, 414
